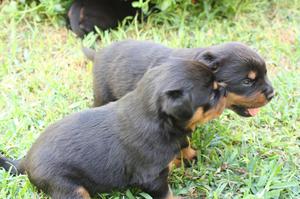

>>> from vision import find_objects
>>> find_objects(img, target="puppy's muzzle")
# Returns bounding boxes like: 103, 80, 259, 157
263, 85, 275, 101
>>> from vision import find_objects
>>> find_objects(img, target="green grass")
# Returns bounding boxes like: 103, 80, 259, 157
0, 0, 299, 198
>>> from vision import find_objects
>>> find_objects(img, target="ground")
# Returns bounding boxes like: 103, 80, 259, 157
0, 1, 299, 199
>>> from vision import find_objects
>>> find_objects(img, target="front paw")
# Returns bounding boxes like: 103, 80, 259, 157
181, 147, 197, 160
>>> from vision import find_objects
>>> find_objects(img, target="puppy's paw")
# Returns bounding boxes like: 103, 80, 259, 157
166, 194, 184, 199
181, 147, 197, 161
168, 159, 181, 170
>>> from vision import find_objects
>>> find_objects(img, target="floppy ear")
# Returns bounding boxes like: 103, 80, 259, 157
160, 89, 194, 121
197, 51, 221, 72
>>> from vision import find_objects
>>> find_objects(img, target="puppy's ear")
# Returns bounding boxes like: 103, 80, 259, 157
197, 51, 222, 72
161, 89, 194, 121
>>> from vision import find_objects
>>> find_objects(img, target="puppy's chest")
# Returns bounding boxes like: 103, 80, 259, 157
129, 140, 180, 184
127, 137, 180, 165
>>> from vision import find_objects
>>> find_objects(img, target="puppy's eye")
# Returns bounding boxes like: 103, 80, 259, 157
242, 78, 254, 86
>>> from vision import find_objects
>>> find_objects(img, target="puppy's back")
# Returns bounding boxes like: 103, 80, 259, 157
22, 104, 130, 192
91, 40, 173, 105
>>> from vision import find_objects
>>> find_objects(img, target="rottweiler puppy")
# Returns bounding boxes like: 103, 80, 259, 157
83, 40, 275, 162
0, 59, 227, 199
68, 0, 139, 37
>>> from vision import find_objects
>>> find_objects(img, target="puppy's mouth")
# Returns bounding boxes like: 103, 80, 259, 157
230, 105, 260, 117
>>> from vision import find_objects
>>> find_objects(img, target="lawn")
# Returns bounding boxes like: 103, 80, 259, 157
0, 1, 299, 198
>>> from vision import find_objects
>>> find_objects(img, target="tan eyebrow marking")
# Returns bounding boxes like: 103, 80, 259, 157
248, 71, 257, 80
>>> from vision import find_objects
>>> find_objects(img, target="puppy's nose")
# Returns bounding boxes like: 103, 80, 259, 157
267, 91, 275, 101
264, 86, 275, 101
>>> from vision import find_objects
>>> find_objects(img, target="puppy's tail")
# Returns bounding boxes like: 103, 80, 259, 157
82, 47, 96, 61
0, 154, 24, 175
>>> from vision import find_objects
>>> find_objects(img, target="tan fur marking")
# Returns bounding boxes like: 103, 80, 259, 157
68, 9, 72, 18
248, 71, 257, 80
169, 140, 196, 169
186, 96, 226, 131
165, 187, 181, 199
187, 107, 204, 131
213, 81, 218, 90
165, 189, 173, 199
181, 145, 197, 160
79, 7, 84, 22
170, 144, 197, 169
169, 158, 181, 170
76, 186, 90, 199
181, 138, 196, 162
226, 92, 267, 108
217, 82, 227, 87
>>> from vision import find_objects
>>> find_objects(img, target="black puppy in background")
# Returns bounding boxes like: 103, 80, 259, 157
68, 0, 139, 37
84, 40, 274, 114
83, 40, 274, 163
0, 59, 227, 199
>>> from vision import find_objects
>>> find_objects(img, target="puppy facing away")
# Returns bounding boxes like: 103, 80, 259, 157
68, 0, 139, 37
0, 59, 227, 199
84, 40, 275, 163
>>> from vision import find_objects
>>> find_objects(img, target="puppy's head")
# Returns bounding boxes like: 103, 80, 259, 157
137, 59, 227, 131
195, 42, 274, 117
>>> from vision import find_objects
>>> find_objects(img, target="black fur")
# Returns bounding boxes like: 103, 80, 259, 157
84, 40, 274, 116
68, 0, 139, 38
0, 154, 21, 175
0, 59, 226, 199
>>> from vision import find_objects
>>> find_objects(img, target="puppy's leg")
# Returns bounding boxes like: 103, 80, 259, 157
181, 139, 197, 161
93, 82, 108, 107
141, 168, 180, 199
93, 77, 116, 107
170, 138, 197, 168
164, 187, 180, 199
47, 177, 90, 199
93, 86, 115, 106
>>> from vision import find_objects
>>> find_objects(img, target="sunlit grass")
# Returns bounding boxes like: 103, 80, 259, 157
0, 1, 299, 198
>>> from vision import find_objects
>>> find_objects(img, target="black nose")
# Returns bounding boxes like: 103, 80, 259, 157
264, 86, 274, 101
